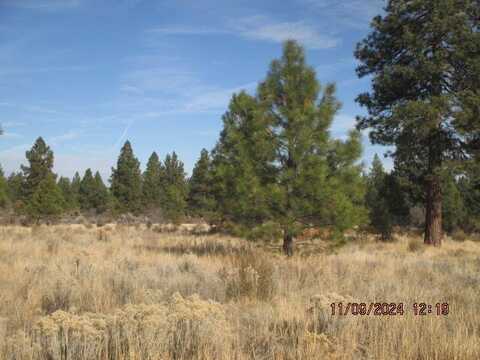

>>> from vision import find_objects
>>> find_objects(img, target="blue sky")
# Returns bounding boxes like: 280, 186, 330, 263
0, 0, 390, 180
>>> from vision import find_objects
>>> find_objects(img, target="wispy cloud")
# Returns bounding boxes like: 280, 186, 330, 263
230, 16, 339, 49
301, 0, 385, 29
2, 121, 26, 128
1, 0, 82, 11
182, 82, 257, 113
49, 130, 81, 145
0, 101, 67, 116
149, 15, 339, 49
0, 65, 89, 78
1, 132, 23, 139
148, 26, 227, 36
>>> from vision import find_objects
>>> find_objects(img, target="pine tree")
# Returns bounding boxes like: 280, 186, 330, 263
7, 172, 25, 211
459, 161, 480, 231
79, 169, 96, 211
26, 173, 65, 222
93, 171, 109, 214
211, 92, 276, 227
355, 0, 480, 246
110, 141, 143, 214
142, 152, 163, 209
79, 169, 109, 214
0, 165, 9, 208
365, 155, 393, 240
70, 172, 82, 210
188, 149, 215, 218
212, 40, 366, 255
57, 176, 74, 211
161, 152, 188, 222
21, 137, 54, 199
442, 172, 466, 233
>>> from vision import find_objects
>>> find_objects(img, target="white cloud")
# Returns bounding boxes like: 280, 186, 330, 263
230, 16, 339, 49
0, 65, 89, 78
149, 15, 339, 50
148, 26, 227, 36
301, 0, 385, 29
2, 132, 23, 139
2, 121, 26, 128
0, 143, 30, 174
49, 130, 81, 145
182, 82, 257, 113
120, 85, 144, 95
2, 0, 82, 11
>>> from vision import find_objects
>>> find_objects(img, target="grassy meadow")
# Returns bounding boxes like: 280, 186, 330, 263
0, 224, 479, 359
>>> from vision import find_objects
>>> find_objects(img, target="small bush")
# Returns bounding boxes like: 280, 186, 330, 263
248, 221, 282, 242
220, 251, 277, 301
407, 239, 423, 252
451, 229, 468, 242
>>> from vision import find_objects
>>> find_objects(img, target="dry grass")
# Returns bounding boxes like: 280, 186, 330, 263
0, 224, 479, 359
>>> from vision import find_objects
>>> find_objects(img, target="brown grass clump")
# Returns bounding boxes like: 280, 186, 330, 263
0, 225, 479, 359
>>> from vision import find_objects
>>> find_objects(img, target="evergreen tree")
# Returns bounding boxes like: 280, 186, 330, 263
57, 176, 74, 211
0, 165, 9, 208
142, 152, 163, 209
365, 155, 392, 240
79, 169, 109, 214
70, 172, 82, 209
442, 172, 466, 233
211, 92, 276, 227
355, 0, 480, 246
188, 149, 215, 218
212, 40, 366, 255
21, 137, 54, 199
7, 172, 25, 210
79, 169, 96, 211
26, 173, 65, 221
161, 152, 188, 222
93, 171, 109, 214
110, 141, 143, 214
458, 161, 480, 232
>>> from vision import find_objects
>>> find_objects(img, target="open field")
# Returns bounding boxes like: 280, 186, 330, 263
0, 224, 479, 359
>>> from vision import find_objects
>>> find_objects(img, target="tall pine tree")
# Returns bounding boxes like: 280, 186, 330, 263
27, 173, 65, 222
0, 165, 9, 208
57, 176, 74, 211
80, 169, 109, 214
161, 152, 188, 222
355, 0, 480, 245
142, 152, 163, 209
21, 137, 54, 199
188, 149, 215, 218
110, 141, 143, 214
212, 40, 366, 255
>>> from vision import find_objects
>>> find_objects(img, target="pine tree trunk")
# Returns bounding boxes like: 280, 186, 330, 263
424, 175, 442, 246
283, 231, 294, 256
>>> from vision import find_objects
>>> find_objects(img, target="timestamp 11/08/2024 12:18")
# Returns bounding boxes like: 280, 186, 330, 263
330, 302, 449, 316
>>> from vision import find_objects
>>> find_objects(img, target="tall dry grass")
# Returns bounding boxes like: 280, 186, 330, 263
0, 224, 479, 359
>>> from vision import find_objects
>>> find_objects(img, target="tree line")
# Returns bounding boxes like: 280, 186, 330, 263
0, 0, 478, 255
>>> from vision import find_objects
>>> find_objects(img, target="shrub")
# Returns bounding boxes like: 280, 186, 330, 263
220, 251, 276, 301
451, 229, 468, 242
407, 239, 424, 252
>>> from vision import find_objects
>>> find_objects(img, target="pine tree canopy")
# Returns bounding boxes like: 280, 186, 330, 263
212, 40, 366, 254
0, 164, 9, 208
188, 148, 215, 218
143, 151, 163, 208
21, 137, 55, 199
161, 152, 188, 222
110, 141, 143, 214
27, 173, 65, 221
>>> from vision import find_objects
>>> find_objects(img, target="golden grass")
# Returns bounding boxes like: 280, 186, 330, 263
0, 224, 479, 359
